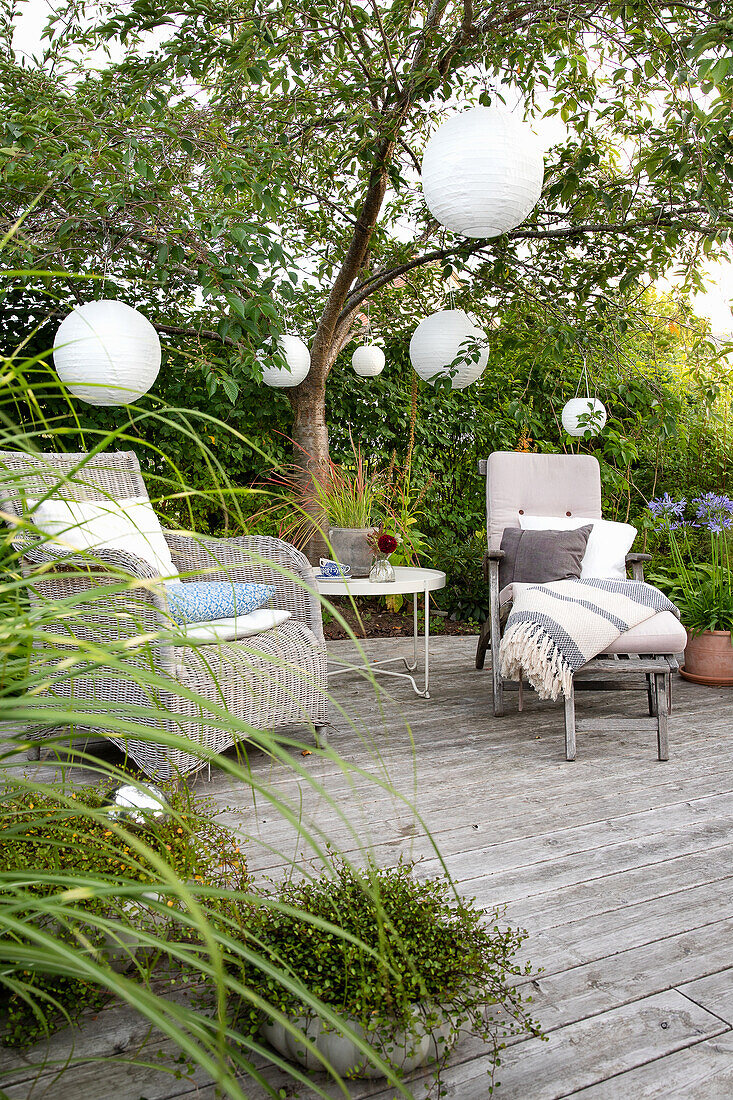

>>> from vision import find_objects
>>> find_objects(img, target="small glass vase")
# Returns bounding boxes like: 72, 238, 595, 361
369, 555, 395, 582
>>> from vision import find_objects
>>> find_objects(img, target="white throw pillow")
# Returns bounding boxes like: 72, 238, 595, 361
519, 515, 637, 579
27, 496, 180, 582
173, 608, 291, 643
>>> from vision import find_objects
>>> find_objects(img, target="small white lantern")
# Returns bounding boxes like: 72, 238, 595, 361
262, 335, 311, 388
561, 397, 607, 438
352, 345, 385, 378
409, 310, 489, 390
421, 106, 544, 238
53, 300, 161, 406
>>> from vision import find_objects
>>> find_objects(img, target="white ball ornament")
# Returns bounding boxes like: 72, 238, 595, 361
561, 397, 607, 438
53, 300, 161, 406
409, 310, 489, 390
421, 106, 544, 238
262, 335, 311, 388
352, 345, 385, 378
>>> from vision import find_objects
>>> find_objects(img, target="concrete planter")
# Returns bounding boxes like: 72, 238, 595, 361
328, 527, 377, 578
681, 629, 733, 686
261, 1003, 455, 1078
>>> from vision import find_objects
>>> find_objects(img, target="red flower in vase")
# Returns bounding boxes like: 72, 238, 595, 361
376, 533, 398, 556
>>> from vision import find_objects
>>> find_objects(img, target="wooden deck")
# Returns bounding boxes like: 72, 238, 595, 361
3, 634, 733, 1099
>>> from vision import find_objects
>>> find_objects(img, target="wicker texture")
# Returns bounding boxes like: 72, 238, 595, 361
1, 450, 327, 779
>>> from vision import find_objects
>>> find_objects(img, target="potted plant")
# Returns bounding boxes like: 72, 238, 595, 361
230, 858, 540, 1087
647, 492, 733, 684
311, 448, 385, 577
0, 777, 246, 1048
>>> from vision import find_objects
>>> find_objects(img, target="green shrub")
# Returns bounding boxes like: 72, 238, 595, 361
231, 857, 541, 1086
0, 779, 246, 1048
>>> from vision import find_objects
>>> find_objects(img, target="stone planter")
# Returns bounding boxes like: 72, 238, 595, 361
328, 527, 377, 578
680, 629, 733, 686
261, 1003, 455, 1078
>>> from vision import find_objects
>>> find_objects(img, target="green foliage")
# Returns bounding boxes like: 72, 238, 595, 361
646, 493, 733, 635
429, 534, 490, 623
311, 446, 386, 531
232, 857, 541, 1085
0, 778, 246, 1048
649, 564, 733, 636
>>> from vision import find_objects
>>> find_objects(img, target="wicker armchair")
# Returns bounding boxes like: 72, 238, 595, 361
0, 450, 328, 779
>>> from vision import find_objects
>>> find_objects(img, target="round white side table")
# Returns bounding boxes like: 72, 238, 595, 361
314, 566, 447, 698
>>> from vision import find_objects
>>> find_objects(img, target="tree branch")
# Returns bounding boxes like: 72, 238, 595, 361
337, 206, 728, 322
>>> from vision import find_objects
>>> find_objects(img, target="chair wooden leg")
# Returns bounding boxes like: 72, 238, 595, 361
490, 626, 504, 717
646, 673, 658, 717
564, 683, 576, 761
656, 673, 669, 761
475, 618, 491, 670
489, 562, 504, 717
314, 724, 329, 749
26, 743, 41, 761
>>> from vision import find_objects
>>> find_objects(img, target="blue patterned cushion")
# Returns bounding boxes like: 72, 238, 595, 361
165, 582, 275, 625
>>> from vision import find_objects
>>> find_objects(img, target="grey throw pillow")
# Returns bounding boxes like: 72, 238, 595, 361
499, 525, 593, 591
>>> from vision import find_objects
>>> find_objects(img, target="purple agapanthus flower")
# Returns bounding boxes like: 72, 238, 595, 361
691, 493, 733, 533
647, 493, 687, 529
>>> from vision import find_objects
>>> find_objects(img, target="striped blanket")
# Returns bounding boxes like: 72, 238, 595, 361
499, 579, 679, 701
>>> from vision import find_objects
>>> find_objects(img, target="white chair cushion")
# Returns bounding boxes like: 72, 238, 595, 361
602, 611, 687, 655
173, 608, 291, 643
27, 496, 180, 582
520, 515, 636, 579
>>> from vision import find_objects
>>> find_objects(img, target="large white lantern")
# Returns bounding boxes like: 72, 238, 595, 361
53, 300, 161, 406
352, 345, 385, 378
561, 397, 607, 438
262, 335, 311, 388
421, 106, 544, 238
409, 310, 489, 390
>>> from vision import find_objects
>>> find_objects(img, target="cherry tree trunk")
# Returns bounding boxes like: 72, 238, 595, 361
289, 370, 330, 564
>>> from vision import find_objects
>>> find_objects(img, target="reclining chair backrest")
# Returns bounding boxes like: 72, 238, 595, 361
486, 451, 602, 550
0, 450, 147, 518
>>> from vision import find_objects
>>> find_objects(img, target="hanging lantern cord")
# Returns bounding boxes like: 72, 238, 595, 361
574, 352, 593, 400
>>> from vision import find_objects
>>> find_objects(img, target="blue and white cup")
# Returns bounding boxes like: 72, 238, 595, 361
319, 558, 351, 578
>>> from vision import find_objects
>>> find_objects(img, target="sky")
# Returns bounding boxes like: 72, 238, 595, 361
11, 0, 733, 340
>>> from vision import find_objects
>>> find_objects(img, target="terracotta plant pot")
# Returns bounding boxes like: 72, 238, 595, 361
680, 629, 733, 686
328, 527, 377, 578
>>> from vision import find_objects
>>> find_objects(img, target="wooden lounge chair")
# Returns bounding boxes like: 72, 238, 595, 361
475, 451, 686, 760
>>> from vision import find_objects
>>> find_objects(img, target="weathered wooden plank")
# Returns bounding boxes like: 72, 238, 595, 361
358, 991, 728, 1100
3, 636, 733, 1100
570, 1029, 733, 1098
680, 968, 733, 1026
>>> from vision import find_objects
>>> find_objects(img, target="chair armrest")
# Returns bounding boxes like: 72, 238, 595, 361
626, 551, 652, 582
481, 549, 504, 582
10, 538, 174, 675
12, 536, 160, 581
163, 531, 324, 644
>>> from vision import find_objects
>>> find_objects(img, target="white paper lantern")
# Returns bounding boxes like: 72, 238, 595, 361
409, 310, 489, 390
561, 397, 607, 437
262, 335, 311, 388
352, 345, 385, 378
53, 300, 161, 406
421, 106, 544, 238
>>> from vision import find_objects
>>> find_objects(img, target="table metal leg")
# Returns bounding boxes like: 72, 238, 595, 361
423, 589, 430, 698
327, 586, 432, 698
404, 594, 419, 672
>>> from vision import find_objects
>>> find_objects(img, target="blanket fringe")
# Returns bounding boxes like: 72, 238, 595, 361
499, 620, 573, 701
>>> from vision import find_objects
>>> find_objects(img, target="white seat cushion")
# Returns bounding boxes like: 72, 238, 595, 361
602, 611, 687, 654
28, 496, 180, 582
172, 608, 291, 644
